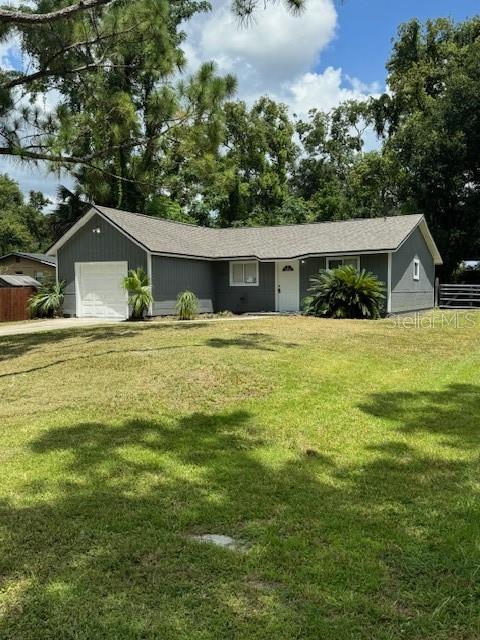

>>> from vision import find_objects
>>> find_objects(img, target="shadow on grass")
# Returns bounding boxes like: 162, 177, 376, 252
1, 390, 480, 638
0, 345, 193, 379
0, 330, 297, 378
0, 321, 218, 363
358, 383, 480, 447
206, 332, 299, 351
0, 326, 138, 363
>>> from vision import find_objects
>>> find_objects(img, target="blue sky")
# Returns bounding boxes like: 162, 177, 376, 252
0, 0, 479, 200
321, 0, 479, 85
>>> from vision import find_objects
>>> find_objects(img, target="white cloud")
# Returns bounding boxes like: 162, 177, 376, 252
1, 0, 384, 198
183, 0, 382, 117
283, 67, 381, 116
197, 0, 337, 82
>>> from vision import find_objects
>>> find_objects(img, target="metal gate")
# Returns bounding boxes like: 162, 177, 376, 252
438, 284, 480, 308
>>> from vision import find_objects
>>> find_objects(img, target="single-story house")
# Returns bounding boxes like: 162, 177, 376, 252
47, 205, 442, 319
0, 252, 56, 282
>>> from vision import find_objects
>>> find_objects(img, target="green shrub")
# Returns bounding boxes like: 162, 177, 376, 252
303, 265, 385, 319
176, 290, 198, 320
28, 278, 65, 318
123, 267, 153, 320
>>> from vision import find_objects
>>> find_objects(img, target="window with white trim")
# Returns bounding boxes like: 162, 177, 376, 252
413, 258, 420, 281
326, 256, 360, 270
229, 261, 259, 286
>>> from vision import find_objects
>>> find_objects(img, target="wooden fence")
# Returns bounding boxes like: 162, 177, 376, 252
0, 287, 35, 322
438, 283, 480, 308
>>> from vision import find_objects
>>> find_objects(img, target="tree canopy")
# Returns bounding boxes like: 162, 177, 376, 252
0, 174, 50, 255
1, 7, 479, 277
371, 17, 480, 275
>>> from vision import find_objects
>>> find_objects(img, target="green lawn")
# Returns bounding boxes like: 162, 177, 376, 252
1, 312, 479, 639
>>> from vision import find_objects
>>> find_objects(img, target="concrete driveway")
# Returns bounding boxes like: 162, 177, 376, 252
0, 317, 123, 337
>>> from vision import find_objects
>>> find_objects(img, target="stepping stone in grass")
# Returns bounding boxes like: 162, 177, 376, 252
190, 534, 248, 552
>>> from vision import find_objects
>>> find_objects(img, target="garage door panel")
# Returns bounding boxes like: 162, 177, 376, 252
76, 262, 128, 319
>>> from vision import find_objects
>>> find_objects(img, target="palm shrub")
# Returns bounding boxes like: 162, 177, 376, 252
176, 290, 198, 320
28, 278, 65, 318
303, 265, 385, 319
122, 267, 153, 320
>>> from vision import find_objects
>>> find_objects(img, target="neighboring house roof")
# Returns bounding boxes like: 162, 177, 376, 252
0, 275, 41, 287
48, 205, 443, 264
0, 252, 57, 266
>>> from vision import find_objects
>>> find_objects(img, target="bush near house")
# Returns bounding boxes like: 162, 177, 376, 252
123, 267, 153, 320
176, 290, 199, 320
28, 278, 65, 318
303, 265, 385, 319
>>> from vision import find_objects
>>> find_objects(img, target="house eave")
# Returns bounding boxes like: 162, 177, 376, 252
149, 248, 396, 262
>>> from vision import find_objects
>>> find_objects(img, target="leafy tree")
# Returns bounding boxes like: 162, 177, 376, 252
371, 17, 480, 276
77, 58, 236, 210
344, 151, 402, 218
0, 174, 50, 254
265, 194, 314, 225
0, 214, 34, 255
157, 96, 299, 226
47, 185, 90, 242
0, 0, 304, 184
293, 101, 372, 220
215, 97, 298, 226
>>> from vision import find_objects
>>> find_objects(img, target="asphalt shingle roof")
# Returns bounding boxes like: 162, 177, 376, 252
95, 206, 426, 261
0, 252, 57, 266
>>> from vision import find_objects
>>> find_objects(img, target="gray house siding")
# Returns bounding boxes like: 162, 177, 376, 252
391, 227, 435, 313
151, 256, 214, 314
360, 254, 388, 286
57, 213, 147, 315
360, 253, 389, 313
300, 257, 326, 309
214, 261, 275, 313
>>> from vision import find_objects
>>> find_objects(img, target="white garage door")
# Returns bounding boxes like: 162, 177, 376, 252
75, 261, 128, 319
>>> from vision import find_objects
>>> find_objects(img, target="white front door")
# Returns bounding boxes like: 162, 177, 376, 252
276, 260, 300, 312
75, 261, 128, 319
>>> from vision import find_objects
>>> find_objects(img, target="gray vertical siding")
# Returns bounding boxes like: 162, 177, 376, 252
360, 254, 388, 286
57, 213, 147, 316
391, 227, 435, 313
360, 253, 388, 313
151, 256, 214, 314
214, 261, 275, 313
300, 257, 326, 309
